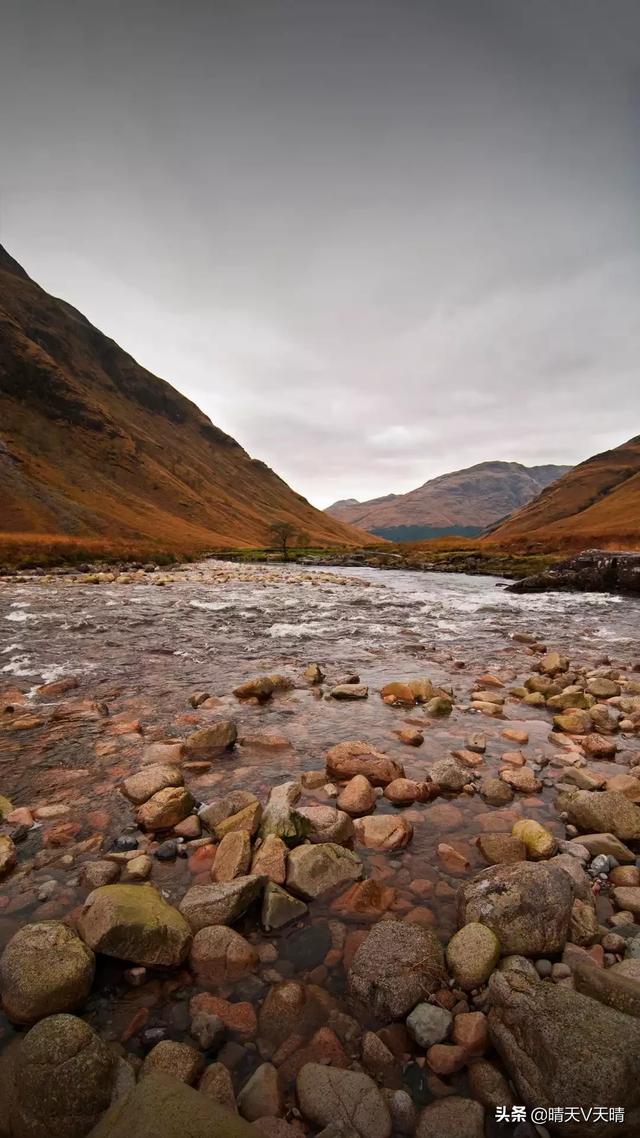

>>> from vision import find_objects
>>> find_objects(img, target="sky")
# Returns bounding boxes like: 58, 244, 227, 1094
1, 1, 639, 508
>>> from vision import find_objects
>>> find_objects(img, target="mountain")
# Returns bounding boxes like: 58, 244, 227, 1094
487, 435, 640, 549
326, 461, 571, 541
0, 245, 368, 555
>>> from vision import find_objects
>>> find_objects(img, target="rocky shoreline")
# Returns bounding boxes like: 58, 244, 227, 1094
509, 549, 640, 595
1, 618, 640, 1137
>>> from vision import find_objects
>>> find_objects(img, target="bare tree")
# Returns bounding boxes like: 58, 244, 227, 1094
268, 521, 307, 560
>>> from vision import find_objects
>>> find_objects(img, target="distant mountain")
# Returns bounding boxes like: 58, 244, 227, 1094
487, 436, 640, 549
0, 245, 368, 553
326, 461, 571, 541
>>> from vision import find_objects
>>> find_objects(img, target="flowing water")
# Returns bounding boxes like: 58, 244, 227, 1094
1, 560, 639, 1126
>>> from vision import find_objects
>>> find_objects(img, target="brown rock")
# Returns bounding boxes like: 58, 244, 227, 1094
190, 925, 258, 987
338, 775, 376, 815
212, 831, 252, 882
136, 786, 194, 831
326, 740, 404, 787
354, 814, 413, 850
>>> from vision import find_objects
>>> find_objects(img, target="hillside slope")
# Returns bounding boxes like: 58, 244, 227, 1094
487, 435, 640, 550
327, 461, 570, 540
0, 245, 367, 554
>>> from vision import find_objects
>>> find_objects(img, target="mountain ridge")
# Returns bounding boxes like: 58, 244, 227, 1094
0, 245, 369, 553
326, 460, 571, 540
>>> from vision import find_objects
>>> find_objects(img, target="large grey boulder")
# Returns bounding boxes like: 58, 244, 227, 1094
87, 1071, 255, 1137
0, 921, 94, 1024
488, 969, 640, 1137
78, 884, 191, 966
457, 862, 573, 956
179, 876, 265, 932
297, 1064, 391, 1138
556, 789, 640, 842
348, 920, 445, 1021
11, 1014, 118, 1138
286, 843, 363, 900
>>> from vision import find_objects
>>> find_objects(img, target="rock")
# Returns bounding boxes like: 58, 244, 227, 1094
569, 898, 599, 945
429, 758, 467, 793
554, 710, 593, 734
569, 832, 636, 862
233, 675, 292, 701
331, 684, 369, 700
607, 773, 640, 802
213, 831, 252, 882
184, 721, 238, 756
237, 1063, 282, 1121
297, 805, 355, 844
200, 791, 261, 835
121, 764, 184, 806
305, 663, 325, 684
573, 960, 640, 1018
380, 682, 416, 706
538, 651, 569, 676
326, 740, 404, 787
198, 1062, 237, 1109
190, 926, 258, 988
416, 1098, 484, 1138
610, 866, 640, 887
82, 860, 120, 888
452, 749, 484, 769
499, 767, 541, 793
251, 835, 288, 883
466, 732, 487, 753
406, 1003, 452, 1047
286, 843, 363, 899
424, 696, 453, 717
453, 1011, 488, 1055
78, 884, 191, 965
384, 778, 428, 804
425, 1042, 466, 1075
556, 789, 640, 841
446, 923, 500, 990
613, 887, 640, 917
0, 921, 95, 1024
215, 802, 263, 840
479, 777, 513, 806
458, 863, 573, 956
142, 742, 184, 766
296, 1064, 391, 1138
381, 1090, 416, 1136
583, 734, 617, 759
338, 775, 376, 815
261, 883, 308, 930
398, 727, 424, 747
0, 834, 16, 879
136, 786, 194, 831
587, 677, 620, 698
259, 781, 309, 844
180, 876, 265, 931
12, 1014, 118, 1138
141, 1040, 204, 1084
121, 854, 152, 882
488, 969, 640, 1136
87, 1071, 255, 1137
476, 834, 526, 865
348, 920, 445, 1021
353, 814, 413, 850
467, 1059, 515, 1111
511, 818, 558, 860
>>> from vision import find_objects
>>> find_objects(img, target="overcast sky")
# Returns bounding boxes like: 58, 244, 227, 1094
1, 1, 639, 507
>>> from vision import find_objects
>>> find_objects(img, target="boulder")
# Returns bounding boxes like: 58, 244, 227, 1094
429, 758, 467, 793
259, 781, 310, 844
233, 674, 293, 701
12, 1014, 118, 1138
141, 1041, 204, 1085
476, 834, 526, 865
78, 884, 191, 965
568, 833, 636, 862
121, 765, 183, 806
212, 831, 252, 882
488, 969, 640, 1137
136, 785, 194, 831
384, 778, 427, 804
573, 960, 640, 1019
416, 1098, 484, 1138
353, 814, 413, 851
200, 791, 261, 836
511, 818, 558, 860
261, 883, 308, 930
237, 1063, 282, 1121
0, 921, 95, 1024
296, 1064, 391, 1138
446, 923, 500, 990
554, 710, 593, 735
556, 789, 640, 841
338, 775, 376, 816
380, 681, 416, 706
87, 1071, 255, 1138
184, 722, 238, 756
190, 926, 258, 988
326, 740, 404, 787
0, 834, 16, 879
457, 862, 573, 956
331, 684, 369, 700
286, 843, 363, 900
348, 920, 446, 1021
479, 777, 513, 806
251, 835, 288, 883
180, 876, 265, 932
297, 805, 355, 844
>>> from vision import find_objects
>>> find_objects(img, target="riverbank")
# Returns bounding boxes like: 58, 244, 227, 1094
1, 562, 640, 1136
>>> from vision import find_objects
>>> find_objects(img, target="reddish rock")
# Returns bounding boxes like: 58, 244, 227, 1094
332, 879, 396, 917
354, 815, 413, 851
326, 740, 404, 787
452, 1012, 488, 1056
189, 992, 257, 1040
426, 1043, 467, 1076
190, 926, 258, 987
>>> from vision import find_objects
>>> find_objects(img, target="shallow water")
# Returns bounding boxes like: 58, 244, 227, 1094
1, 560, 639, 1126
